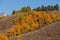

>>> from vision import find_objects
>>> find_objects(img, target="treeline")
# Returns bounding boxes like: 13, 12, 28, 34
12, 4, 59, 15
33, 4, 59, 11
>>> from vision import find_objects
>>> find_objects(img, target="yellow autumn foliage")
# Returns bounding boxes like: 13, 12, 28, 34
17, 36, 22, 40
0, 34, 8, 40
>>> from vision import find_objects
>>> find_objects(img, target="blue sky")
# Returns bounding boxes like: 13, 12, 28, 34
0, 0, 60, 14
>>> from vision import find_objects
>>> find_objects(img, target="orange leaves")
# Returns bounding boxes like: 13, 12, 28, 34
17, 36, 22, 40
50, 13, 57, 21
25, 16, 33, 23
38, 13, 43, 19
56, 13, 60, 21
7, 24, 21, 38
30, 23, 38, 30
13, 11, 60, 35
45, 16, 53, 24
0, 34, 8, 40
13, 24, 21, 35
21, 23, 30, 33
8, 28, 15, 33
50, 13, 56, 18
7, 28, 16, 38
14, 23, 21, 30
43, 13, 53, 24
43, 13, 48, 18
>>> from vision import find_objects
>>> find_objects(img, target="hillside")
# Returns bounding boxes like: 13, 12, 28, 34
0, 11, 58, 31
0, 11, 60, 40
0, 11, 59, 31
